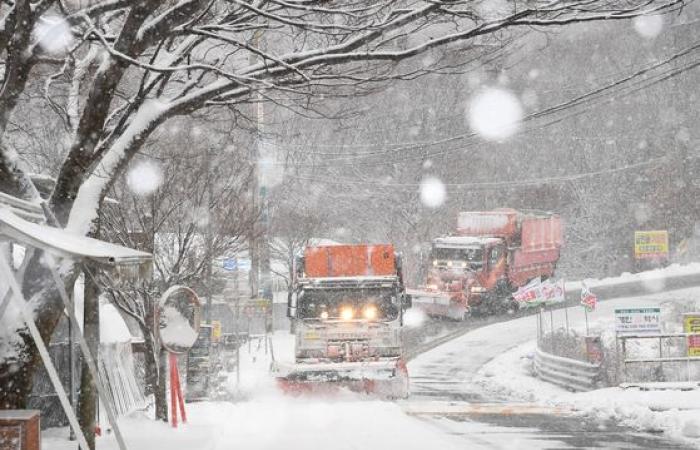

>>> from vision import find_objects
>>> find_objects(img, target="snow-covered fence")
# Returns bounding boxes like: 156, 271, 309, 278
534, 347, 602, 392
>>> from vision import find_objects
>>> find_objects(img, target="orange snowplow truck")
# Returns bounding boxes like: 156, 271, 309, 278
274, 244, 410, 398
409, 209, 563, 319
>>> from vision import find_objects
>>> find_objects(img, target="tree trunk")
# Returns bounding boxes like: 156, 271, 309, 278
141, 294, 167, 422
78, 265, 100, 450
0, 250, 72, 409
156, 348, 168, 422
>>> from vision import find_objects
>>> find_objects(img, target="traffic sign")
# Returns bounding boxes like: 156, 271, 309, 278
223, 258, 237, 271
237, 259, 251, 271
614, 307, 661, 335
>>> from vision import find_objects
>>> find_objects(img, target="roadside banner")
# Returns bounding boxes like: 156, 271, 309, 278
541, 279, 566, 304
683, 312, 700, 357
514, 278, 565, 307
513, 277, 542, 306
580, 282, 597, 312
634, 230, 669, 260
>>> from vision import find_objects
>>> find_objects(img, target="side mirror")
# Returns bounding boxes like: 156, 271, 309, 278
403, 293, 412, 310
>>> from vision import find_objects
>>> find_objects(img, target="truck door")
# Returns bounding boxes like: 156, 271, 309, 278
484, 244, 506, 288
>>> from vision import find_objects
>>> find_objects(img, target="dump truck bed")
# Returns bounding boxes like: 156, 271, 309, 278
304, 244, 396, 277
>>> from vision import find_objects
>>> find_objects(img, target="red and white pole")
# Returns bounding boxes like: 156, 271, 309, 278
169, 352, 187, 427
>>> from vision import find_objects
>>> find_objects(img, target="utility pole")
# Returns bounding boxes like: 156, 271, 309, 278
203, 141, 214, 399
204, 144, 213, 325
248, 29, 273, 313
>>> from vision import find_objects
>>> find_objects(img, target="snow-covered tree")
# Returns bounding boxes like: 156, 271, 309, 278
0, 0, 687, 415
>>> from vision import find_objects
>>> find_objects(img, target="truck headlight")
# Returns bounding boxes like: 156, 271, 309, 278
362, 305, 378, 320
471, 286, 486, 293
340, 306, 354, 321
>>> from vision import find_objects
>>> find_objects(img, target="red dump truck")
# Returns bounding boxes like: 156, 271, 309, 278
273, 244, 410, 398
408, 209, 564, 319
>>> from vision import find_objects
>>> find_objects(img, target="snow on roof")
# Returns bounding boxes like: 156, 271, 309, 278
0, 208, 152, 267
432, 236, 501, 247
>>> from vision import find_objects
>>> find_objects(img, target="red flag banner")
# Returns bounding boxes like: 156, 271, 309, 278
580, 282, 597, 312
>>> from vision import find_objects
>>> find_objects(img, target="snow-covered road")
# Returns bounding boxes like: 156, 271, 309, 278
45, 286, 700, 450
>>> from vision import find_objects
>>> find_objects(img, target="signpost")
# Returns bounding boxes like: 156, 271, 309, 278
614, 307, 661, 335
683, 312, 700, 357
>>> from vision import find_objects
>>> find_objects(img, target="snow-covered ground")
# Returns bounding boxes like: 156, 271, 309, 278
473, 289, 700, 448
44, 332, 468, 450
44, 283, 700, 449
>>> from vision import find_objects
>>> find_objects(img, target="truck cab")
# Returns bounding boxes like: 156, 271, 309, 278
426, 236, 508, 308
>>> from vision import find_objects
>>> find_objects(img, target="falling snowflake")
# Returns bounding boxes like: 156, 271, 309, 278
33, 16, 74, 55
126, 161, 163, 195
467, 88, 523, 141
403, 308, 426, 328
420, 176, 446, 208
633, 14, 664, 39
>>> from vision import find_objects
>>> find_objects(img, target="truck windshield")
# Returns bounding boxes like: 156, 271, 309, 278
297, 287, 398, 321
431, 247, 483, 268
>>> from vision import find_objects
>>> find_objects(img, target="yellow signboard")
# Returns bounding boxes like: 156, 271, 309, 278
684, 313, 700, 357
212, 320, 222, 342
634, 230, 669, 260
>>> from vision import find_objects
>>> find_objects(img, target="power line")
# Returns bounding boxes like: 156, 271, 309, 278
266, 39, 700, 169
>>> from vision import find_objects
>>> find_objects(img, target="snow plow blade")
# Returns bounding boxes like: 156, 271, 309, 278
273, 359, 409, 399
406, 288, 469, 321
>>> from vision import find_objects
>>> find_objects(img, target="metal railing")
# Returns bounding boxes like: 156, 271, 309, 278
533, 347, 602, 392
619, 333, 700, 382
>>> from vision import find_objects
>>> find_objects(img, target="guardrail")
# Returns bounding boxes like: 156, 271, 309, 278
533, 347, 602, 392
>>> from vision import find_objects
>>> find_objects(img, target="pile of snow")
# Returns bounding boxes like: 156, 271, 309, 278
475, 323, 700, 446
565, 262, 700, 292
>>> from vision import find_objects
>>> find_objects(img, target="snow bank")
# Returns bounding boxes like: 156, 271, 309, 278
475, 328, 700, 447
566, 262, 700, 291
